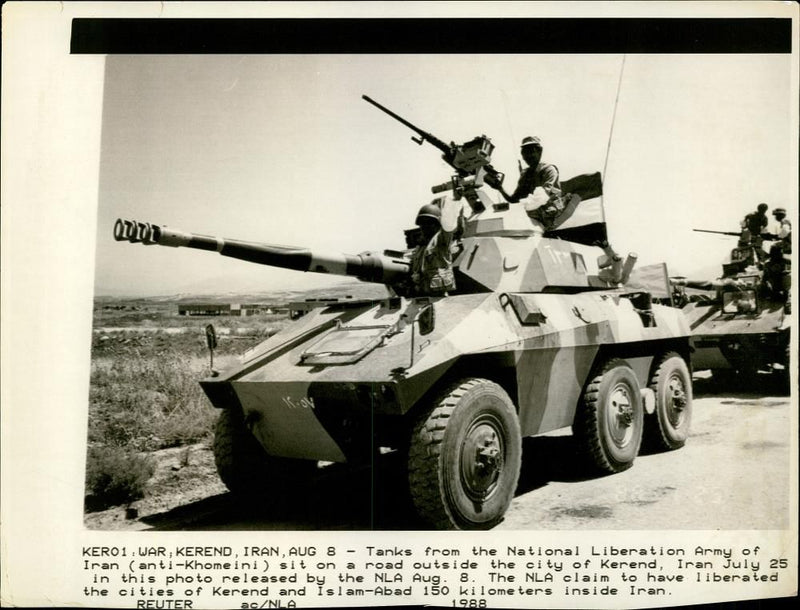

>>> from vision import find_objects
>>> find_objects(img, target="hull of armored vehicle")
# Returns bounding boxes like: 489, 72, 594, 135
201, 290, 691, 528
681, 298, 789, 375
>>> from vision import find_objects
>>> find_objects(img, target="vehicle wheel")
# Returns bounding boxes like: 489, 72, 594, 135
573, 359, 643, 473
645, 352, 692, 451
213, 408, 316, 494
407, 378, 522, 530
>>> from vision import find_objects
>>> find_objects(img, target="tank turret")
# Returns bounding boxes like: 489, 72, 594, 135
117, 97, 639, 296
115, 199, 635, 296
112, 96, 693, 530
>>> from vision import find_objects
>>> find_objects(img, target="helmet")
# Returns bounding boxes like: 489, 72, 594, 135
415, 203, 441, 226
521, 135, 543, 149
757, 203, 768, 213
772, 207, 787, 216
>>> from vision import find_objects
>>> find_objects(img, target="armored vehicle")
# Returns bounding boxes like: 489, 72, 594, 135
671, 229, 790, 383
114, 97, 692, 529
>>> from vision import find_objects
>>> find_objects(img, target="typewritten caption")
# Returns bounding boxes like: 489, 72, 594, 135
80, 542, 793, 608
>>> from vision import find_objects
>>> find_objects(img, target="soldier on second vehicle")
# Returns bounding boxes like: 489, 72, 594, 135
408, 203, 456, 297
740, 203, 770, 258
485, 136, 564, 227
764, 207, 792, 308
770, 207, 792, 254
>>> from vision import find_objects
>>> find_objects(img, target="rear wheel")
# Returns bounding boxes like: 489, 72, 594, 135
573, 360, 643, 473
645, 353, 692, 451
408, 378, 522, 530
213, 408, 317, 494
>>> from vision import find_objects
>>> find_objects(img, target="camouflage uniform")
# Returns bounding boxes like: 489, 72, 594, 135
410, 230, 455, 296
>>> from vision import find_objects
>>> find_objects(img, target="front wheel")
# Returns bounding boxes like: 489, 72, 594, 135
573, 359, 644, 473
408, 378, 522, 530
645, 353, 692, 451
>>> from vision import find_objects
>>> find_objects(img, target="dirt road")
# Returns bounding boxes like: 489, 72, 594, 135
85, 373, 792, 531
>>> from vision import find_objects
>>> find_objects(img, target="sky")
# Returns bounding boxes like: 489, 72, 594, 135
94, 52, 795, 296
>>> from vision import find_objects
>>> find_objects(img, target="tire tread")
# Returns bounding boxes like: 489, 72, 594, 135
644, 352, 691, 452
573, 359, 642, 474
408, 378, 519, 530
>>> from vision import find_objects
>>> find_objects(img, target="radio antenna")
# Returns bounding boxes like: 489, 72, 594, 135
499, 89, 522, 174
603, 54, 626, 183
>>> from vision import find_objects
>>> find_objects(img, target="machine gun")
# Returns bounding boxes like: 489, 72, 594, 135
694, 228, 781, 241
362, 95, 504, 212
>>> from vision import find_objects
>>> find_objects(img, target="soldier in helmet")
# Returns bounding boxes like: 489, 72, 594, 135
408, 202, 456, 296
485, 135, 564, 226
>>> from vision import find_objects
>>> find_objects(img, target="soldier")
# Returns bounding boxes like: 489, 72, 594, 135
485, 136, 564, 226
771, 207, 792, 254
740, 203, 769, 258
765, 207, 792, 308
408, 203, 456, 296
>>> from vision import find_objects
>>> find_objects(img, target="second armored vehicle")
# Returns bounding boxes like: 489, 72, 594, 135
672, 228, 790, 384
114, 97, 693, 529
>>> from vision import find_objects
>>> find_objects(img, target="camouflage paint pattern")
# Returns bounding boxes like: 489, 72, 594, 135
116, 189, 691, 465
201, 288, 689, 463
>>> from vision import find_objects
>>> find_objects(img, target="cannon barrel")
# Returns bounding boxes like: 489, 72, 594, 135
113, 218, 410, 285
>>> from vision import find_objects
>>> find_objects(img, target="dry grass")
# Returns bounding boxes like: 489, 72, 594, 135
85, 445, 155, 511
89, 354, 216, 451
85, 300, 293, 511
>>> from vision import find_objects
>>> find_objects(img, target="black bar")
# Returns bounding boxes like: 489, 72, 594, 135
71, 18, 792, 55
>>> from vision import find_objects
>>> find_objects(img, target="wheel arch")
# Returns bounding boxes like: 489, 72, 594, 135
391, 353, 519, 450
405, 352, 520, 418
591, 338, 692, 387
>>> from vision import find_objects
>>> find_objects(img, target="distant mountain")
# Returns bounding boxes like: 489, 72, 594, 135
94, 281, 389, 306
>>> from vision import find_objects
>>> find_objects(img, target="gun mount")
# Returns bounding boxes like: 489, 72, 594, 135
113, 96, 693, 530
363, 95, 505, 214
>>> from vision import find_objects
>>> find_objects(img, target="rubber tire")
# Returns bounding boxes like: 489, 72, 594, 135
213, 408, 316, 495
408, 378, 522, 530
573, 359, 643, 473
645, 353, 692, 451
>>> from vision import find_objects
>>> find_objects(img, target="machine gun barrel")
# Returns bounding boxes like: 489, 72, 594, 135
693, 229, 741, 237
362, 94, 504, 190
362, 95, 452, 157
113, 218, 409, 285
